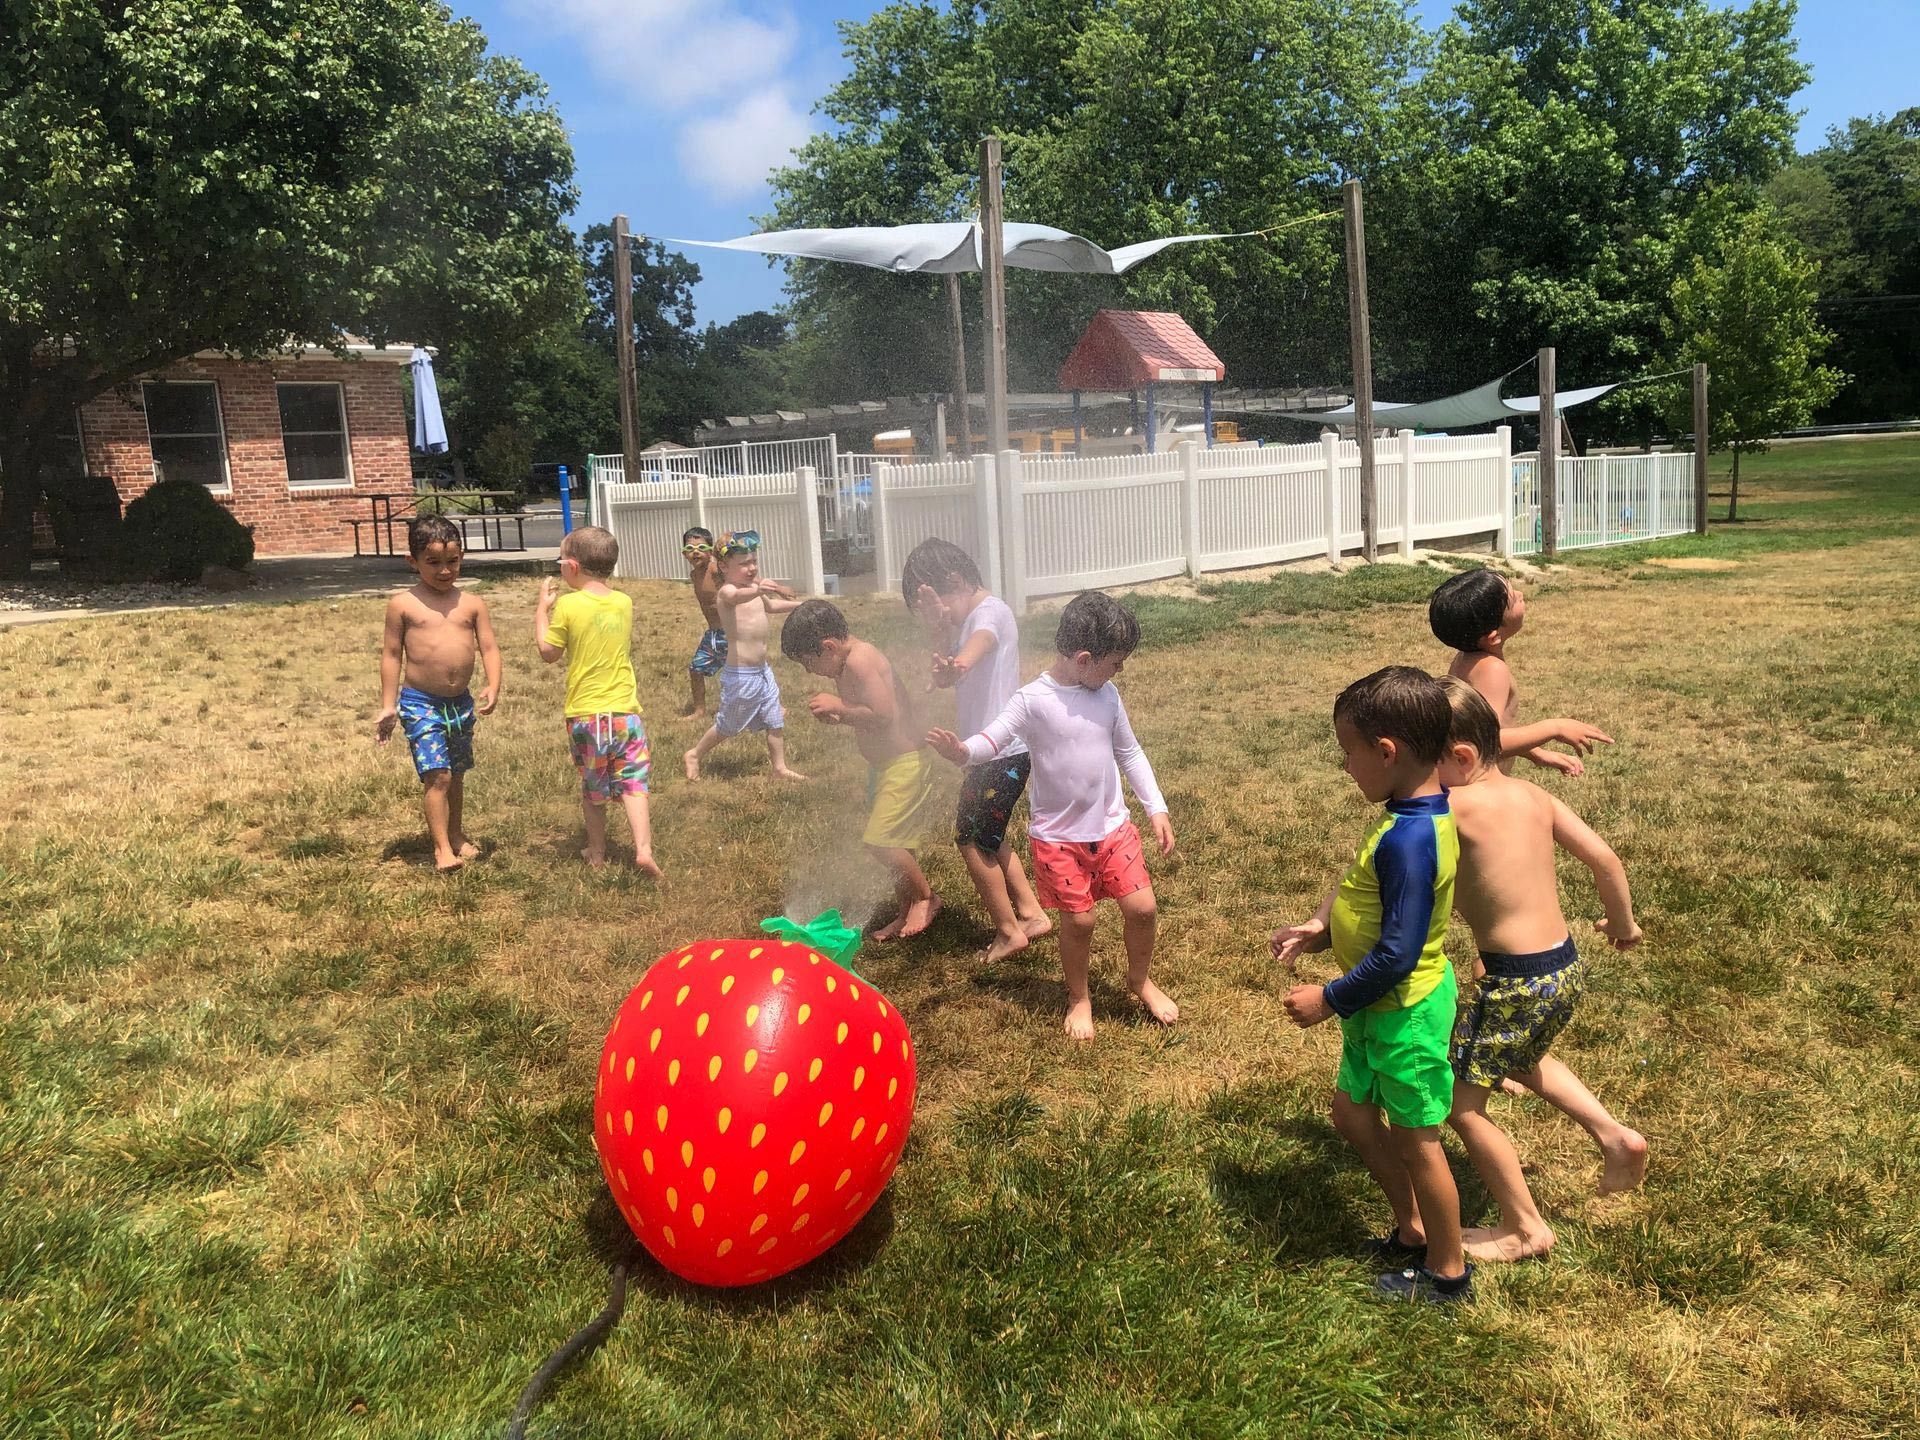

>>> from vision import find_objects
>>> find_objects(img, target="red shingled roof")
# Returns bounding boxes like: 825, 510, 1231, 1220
1057, 309, 1226, 389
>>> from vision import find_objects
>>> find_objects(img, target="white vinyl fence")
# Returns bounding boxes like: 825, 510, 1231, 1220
591, 432, 1697, 609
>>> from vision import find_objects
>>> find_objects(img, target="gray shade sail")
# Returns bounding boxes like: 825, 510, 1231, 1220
1301, 377, 1621, 430
661, 221, 1260, 276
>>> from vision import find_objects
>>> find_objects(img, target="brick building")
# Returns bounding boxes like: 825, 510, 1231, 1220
54, 342, 417, 557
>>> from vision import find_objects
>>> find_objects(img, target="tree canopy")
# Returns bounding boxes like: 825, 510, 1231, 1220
0, 0, 580, 573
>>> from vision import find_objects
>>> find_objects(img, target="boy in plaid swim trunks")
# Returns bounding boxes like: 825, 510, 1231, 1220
1436, 679, 1644, 1263
535, 526, 661, 874
928, 591, 1177, 1041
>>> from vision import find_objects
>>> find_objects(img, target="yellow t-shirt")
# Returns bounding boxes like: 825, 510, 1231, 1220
544, 589, 640, 716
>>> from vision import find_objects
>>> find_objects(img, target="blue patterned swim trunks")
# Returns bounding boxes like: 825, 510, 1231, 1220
1450, 936, 1584, 1089
397, 685, 475, 779
688, 627, 728, 677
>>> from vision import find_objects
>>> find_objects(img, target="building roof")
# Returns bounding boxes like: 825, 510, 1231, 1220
1057, 310, 1226, 390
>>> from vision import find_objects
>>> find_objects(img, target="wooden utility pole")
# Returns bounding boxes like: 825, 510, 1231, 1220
1692, 362, 1710, 534
945, 273, 972, 457
979, 137, 1011, 457
612, 215, 643, 469
1538, 346, 1558, 558
1342, 179, 1377, 562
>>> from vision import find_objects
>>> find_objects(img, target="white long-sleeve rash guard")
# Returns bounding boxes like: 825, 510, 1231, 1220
959, 673, 1167, 843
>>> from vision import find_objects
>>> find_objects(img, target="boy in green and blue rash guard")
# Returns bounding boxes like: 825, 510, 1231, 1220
1272, 666, 1472, 1305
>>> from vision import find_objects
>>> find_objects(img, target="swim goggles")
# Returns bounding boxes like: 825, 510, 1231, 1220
716, 529, 761, 558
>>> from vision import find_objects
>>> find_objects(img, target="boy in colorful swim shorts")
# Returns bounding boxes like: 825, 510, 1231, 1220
374, 515, 501, 872
682, 530, 808, 782
783, 599, 944, 941
1271, 666, 1471, 1304
928, 591, 1177, 1041
534, 525, 662, 874
1428, 568, 1613, 777
901, 536, 1050, 963
1437, 678, 1644, 1262
680, 527, 726, 718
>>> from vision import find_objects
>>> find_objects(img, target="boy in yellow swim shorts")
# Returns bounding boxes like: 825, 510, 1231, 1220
782, 599, 943, 941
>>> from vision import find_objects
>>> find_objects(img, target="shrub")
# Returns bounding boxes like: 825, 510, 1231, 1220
43, 476, 125, 579
117, 479, 254, 582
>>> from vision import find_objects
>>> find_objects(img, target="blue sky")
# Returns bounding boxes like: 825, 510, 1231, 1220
457, 0, 1919, 325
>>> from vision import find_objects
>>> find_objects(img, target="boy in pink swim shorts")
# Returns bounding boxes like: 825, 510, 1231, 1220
929, 591, 1177, 1040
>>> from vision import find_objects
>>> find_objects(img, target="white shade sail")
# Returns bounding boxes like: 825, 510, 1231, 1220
1302, 378, 1622, 430
661, 221, 1261, 276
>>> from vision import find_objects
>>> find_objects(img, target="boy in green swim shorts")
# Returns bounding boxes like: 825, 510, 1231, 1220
1272, 666, 1471, 1304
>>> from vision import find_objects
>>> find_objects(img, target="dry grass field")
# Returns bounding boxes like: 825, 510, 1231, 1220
3, 439, 1916, 1438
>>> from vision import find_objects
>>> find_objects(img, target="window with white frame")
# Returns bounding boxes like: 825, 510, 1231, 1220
143, 381, 230, 490
277, 382, 354, 489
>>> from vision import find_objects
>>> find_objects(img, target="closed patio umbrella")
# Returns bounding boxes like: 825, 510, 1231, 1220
410, 348, 447, 454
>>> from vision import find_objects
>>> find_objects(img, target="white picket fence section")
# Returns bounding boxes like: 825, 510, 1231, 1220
590, 432, 1697, 610
1509, 452, 1697, 556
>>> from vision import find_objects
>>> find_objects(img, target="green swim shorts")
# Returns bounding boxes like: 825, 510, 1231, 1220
1335, 967, 1458, 1129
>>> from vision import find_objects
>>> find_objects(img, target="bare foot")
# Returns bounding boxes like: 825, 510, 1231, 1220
1130, 978, 1180, 1025
434, 852, 468, 873
580, 848, 609, 869
455, 840, 481, 860
1462, 1224, 1555, 1263
678, 703, 704, 719
772, 765, 809, 782
1063, 997, 1095, 1041
633, 852, 664, 878
868, 914, 905, 943
981, 927, 1031, 963
1020, 914, 1054, 941
898, 896, 943, 939
1597, 1128, 1649, 1195
683, 750, 701, 782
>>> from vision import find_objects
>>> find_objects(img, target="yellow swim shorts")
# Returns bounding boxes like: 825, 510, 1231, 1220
863, 747, 940, 851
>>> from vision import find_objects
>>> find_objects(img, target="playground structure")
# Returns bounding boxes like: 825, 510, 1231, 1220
589, 430, 1700, 607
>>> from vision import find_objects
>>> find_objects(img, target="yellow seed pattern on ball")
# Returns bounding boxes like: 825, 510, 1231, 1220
606, 1050, 616, 1073
721, 975, 735, 995
695, 1012, 710, 1038
809, 1058, 824, 1082
771, 967, 784, 985
641, 991, 653, 1010
663, 1226, 677, 1248
716, 1239, 732, 1257
667, 1059, 681, 1085
743, 1049, 758, 1073
746, 1004, 760, 1026
623, 1110, 634, 1136
750, 1213, 767, 1234
758, 1237, 778, 1256
703, 1166, 716, 1193
873, 1031, 884, 1054
818, 1101, 834, 1127
603, 1112, 613, 1136
850, 983, 861, 1001
717, 1108, 732, 1134
678, 954, 692, 970
789, 1140, 807, 1165
680, 1139, 694, 1166
642, 1149, 654, 1174
650, 1028, 662, 1053
825, 976, 837, 993
797, 1004, 811, 1025
655, 1105, 668, 1132
875, 1123, 890, 1146
708, 1056, 722, 1082
887, 1077, 899, 1100
708, 947, 724, 961
835, 1168, 852, 1191
878, 1000, 889, 1018
792, 1213, 810, 1233
853, 1067, 866, 1090
666, 1187, 678, 1212
773, 1072, 789, 1096
748, 946, 764, 959
675, 985, 690, 1006
692, 1203, 705, 1226
616, 1168, 629, 1192
624, 1057, 636, 1082
750, 1122, 767, 1148
836, 1022, 849, 1044
753, 1169, 768, 1194
793, 1183, 810, 1205
850, 1117, 866, 1141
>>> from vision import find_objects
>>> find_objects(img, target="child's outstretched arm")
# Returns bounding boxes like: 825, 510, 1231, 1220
926, 690, 1030, 766
375, 595, 406, 742
1549, 796, 1642, 950
1271, 885, 1339, 971
1111, 693, 1174, 857
473, 596, 502, 714
533, 578, 566, 664
930, 625, 997, 690
1501, 717, 1613, 763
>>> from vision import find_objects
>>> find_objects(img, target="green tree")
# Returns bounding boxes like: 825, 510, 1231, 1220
770, 0, 1426, 403
1665, 208, 1844, 519
0, 0, 579, 576
1375, 0, 1808, 410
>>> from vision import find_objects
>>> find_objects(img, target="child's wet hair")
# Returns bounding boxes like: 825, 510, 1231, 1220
899, 537, 982, 607
1054, 591, 1139, 660
1428, 568, 1511, 652
780, 598, 849, 659
1333, 666, 1451, 766
407, 514, 461, 557
1438, 676, 1502, 771
683, 526, 714, 546
561, 525, 619, 578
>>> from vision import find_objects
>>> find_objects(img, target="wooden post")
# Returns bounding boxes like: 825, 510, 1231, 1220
1538, 346, 1558, 559
1343, 178, 1378, 562
945, 273, 972, 458
932, 398, 948, 459
1692, 362, 1709, 534
979, 138, 1011, 457
612, 215, 643, 470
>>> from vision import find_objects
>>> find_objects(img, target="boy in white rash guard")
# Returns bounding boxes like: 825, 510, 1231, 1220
928, 591, 1178, 1040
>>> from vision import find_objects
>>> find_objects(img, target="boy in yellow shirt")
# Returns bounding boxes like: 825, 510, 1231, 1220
535, 526, 662, 874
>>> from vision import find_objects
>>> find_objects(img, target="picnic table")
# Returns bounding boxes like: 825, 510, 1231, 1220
347, 491, 529, 557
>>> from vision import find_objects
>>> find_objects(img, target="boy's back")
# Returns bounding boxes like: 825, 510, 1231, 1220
1445, 772, 1565, 955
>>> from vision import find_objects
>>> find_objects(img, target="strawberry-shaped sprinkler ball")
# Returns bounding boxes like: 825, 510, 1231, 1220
592, 911, 916, 1287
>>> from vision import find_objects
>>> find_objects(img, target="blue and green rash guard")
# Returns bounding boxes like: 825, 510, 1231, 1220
1325, 793, 1459, 1017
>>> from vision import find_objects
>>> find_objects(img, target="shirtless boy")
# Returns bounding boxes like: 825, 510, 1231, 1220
1439, 678, 1647, 1262
1428, 569, 1612, 776
682, 530, 807, 781
680, 527, 725, 718
374, 515, 502, 871
783, 600, 944, 940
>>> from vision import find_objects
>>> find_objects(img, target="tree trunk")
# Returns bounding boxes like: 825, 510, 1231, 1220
1727, 449, 1741, 522
0, 424, 47, 582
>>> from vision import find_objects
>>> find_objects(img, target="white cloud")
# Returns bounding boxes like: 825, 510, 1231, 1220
525, 0, 798, 107
677, 87, 814, 201
519, 0, 818, 201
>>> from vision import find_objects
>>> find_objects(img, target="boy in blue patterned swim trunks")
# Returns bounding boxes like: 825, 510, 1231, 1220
1437, 679, 1645, 1264
680, 528, 727, 718
375, 516, 502, 872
